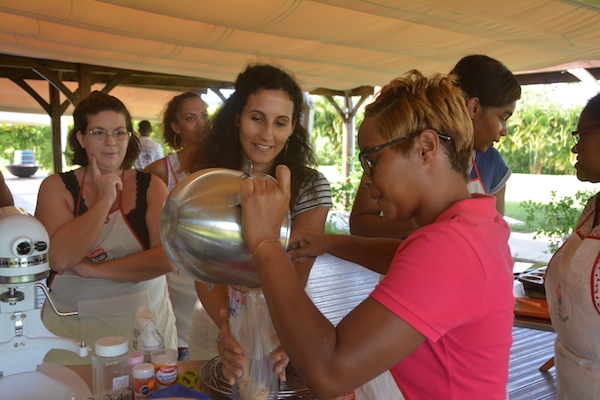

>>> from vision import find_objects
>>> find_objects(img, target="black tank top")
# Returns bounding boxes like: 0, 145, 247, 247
60, 169, 151, 249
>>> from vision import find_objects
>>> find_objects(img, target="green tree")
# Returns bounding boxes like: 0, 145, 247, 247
0, 124, 53, 171
497, 87, 581, 175
311, 96, 343, 165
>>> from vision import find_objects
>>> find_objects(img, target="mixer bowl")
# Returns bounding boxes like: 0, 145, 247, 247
160, 167, 291, 288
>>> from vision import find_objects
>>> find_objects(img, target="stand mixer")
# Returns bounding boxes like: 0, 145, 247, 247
0, 206, 91, 400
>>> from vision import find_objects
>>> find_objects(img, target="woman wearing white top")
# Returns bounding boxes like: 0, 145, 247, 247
144, 91, 209, 360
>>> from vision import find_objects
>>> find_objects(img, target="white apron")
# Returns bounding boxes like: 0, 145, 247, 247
466, 156, 486, 195
335, 370, 406, 400
43, 175, 176, 365
164, 152, 201, 354
545, 193, 600, 399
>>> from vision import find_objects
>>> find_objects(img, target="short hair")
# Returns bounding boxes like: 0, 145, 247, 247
138, 120, 152, 135
450, 55, 521, 108
183, 63, 317, 203
67, 91, 140, 168
162, 92, 205, 150
365, 70, 474, 180
582, 93, 600, 121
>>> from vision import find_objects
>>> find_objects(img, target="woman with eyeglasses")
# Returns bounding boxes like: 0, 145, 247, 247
545, 93, 600, 399
223, 70, 514, 399
35, 91, 177, 364
350, 54, 521, 238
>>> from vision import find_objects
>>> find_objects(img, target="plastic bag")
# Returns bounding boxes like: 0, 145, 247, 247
133, 305, 165, 362
228, 286, 279, 400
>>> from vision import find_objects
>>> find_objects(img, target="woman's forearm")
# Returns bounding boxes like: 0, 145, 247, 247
74, 246, 174, 282
48, 202, 114, 271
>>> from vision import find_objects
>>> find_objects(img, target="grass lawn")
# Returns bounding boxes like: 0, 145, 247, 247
505, 200, 534, 232
505, 201, 528, 224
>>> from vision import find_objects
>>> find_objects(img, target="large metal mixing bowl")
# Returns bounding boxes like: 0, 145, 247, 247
160, 165, 291, 288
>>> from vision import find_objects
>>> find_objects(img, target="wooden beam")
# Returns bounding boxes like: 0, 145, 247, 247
32, 66, 77, 105
49, 84, 63, 173
9, 78, 51, 114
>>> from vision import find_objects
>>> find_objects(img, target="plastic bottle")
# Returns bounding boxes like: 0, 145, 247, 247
133, 305, 165, 362
151, 348, 178, 390
126, 351, 145, 390
132, 362, 155, 399
92, 336, 130, 394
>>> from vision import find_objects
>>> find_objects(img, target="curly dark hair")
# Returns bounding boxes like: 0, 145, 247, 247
450, 55, 521, 108
183, 63, 318, 203
67, 91, 140, 168
162, 91, 204, 150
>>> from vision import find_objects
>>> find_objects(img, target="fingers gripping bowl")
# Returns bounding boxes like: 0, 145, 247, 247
160, 164, 291, 288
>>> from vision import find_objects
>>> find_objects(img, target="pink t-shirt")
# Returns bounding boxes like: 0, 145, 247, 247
371, 195, 514, 400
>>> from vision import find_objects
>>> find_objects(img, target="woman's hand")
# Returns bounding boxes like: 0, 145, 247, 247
240, 165, 291, 251
287, 229, 329, 264
270, 344, 289, 382
217, 309, 246, 385
90, 156, 123, 207
217, 308, 290, 384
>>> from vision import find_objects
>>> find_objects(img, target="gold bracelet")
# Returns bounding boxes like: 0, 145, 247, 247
250, 239, 281, 257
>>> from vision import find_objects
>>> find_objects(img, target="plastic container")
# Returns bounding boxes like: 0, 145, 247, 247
92, 336, 130, 394
132, 362, 155, 399
126, 351, 145, 390
151, 348, 178, 390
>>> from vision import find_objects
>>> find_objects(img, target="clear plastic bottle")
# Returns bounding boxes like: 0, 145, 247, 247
92, 336, 130, 394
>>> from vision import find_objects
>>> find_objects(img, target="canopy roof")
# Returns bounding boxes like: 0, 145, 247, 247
1, 0, 600, 173
2, 0, 600, 95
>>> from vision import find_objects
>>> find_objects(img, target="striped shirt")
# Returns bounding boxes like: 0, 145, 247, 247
291, 169, 332, 219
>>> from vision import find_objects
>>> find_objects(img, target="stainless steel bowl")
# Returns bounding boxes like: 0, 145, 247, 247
160, 165, 291, 288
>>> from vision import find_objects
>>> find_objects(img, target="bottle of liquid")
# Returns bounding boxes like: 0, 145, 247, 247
92, 336, 130, 394
132, 362, 155, 399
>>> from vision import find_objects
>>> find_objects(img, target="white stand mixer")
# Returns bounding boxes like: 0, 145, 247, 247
0, 206, 92, 400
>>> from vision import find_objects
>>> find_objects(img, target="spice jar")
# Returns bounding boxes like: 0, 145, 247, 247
132, 362, 155, 399
92, 336, 129, 394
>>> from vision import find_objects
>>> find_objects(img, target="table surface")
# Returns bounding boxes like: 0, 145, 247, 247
513, 280, 554, 332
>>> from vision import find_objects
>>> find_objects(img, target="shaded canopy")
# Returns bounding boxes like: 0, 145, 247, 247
1, 0, 600, 172
2, 0, 600, 93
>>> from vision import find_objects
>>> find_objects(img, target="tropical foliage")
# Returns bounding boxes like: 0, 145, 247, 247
0, 125, 53, 171
497, 87, 582, 175
520, 190, 596, 252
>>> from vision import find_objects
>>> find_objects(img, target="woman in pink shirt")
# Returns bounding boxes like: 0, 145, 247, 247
220, 70, 514, 399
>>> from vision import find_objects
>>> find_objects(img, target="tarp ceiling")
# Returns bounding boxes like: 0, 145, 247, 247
1, 0, 600, 120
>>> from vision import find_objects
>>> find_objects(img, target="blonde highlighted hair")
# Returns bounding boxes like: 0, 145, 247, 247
365, 70, 474, 180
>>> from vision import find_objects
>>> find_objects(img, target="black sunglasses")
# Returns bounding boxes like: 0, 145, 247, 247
359, 132, 451, 176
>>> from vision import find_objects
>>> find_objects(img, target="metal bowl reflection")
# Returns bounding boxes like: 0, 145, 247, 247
160, 167, 290, 288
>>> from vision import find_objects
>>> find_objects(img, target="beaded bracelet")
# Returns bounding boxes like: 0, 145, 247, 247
250, 238, 281, 257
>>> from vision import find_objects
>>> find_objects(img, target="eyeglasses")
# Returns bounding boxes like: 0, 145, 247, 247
572, 123, 600, 145
359, 132, 452, 176
87, 129, 131, 141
